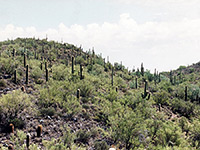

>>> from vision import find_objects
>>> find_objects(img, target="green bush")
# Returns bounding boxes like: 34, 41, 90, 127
94, 140, 109, 150
0, 79, 7, 87
40, 107, 56, 116
77, 80, 94, 98
76, 129, 91, 145
0, 90, 35, 125
31, 66, 43, 80
153, 91, 170, 105
52, 64, 69, 80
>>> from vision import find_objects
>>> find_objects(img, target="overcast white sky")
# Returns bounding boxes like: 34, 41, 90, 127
0, 0, 200, 72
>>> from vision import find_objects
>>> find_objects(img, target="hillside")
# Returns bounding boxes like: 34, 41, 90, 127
0, 38, 200, 150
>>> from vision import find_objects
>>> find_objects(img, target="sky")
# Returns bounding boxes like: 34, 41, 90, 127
0, 0, 200, 72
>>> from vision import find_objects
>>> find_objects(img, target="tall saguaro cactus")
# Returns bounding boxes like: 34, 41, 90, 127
80, 64, 83, 80
26, 133, 30, 149
185, 86, 188, 101
170, 70, 173, 85
46, 68, 48, 82
12, 48, 15, 57
14, 70, 17, 84
135, 77, 138, 89
111, 67, 114, 86
141, 80, 150, 100
24, 53, 26, 68
72, 56, 74, 74
141, 63, 144, 76
25, 65, 29, 84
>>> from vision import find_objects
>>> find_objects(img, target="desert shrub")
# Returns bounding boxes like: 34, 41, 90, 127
52, 64, 69, 80
94, 140, 109, 150
109, 108, 147, 149
39, 81, 81, 116
158, 81, 173, 93
0, 57, 18, 74
145, 70, 154, 82
188, 84, 200, 101
115, 76, 127, 89
170, 98, 196, 118
87, 64, 104, 76
0, 90, 35, 125
62, 95, 81, 116
0, 79, 7, 87
76, 129, 91, 145
40, 107, 55, 116
129, 80, 135, 89
149, 120, 187, 147
76, 56, 85, 65
62, 126, 75, 149
153, 91, 170, 105
77, 80, 94, 97
190, 119, 200, 148
43, 138, 66, 150
31, 66, 43, 80
106, 89, 118, 102
10, 130, 26, 148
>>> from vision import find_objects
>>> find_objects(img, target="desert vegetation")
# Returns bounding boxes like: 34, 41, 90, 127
0, 38, 200, 149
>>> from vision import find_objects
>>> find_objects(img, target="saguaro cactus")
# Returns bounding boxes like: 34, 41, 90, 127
36, 125, 42, 137
158, 73, 161, 83
170, 70, 173, 85
24, 53, 26, 68
135, 77, 138, 89
46, 68, 48, 82
141, 63, 144, 76
34, 49, 37, 59
45, 61, 47, 70
14, 70, 17, 84
72, 56, 74, 74
12, 48, 15, 57
80, 64, 83, 80
103, 58, 105, 68
25, 65, 29, 84
26, 133, 30, 149
116, 86, 118, 92
111, 67, 114, 86
40, 62, 43, 70
185, 86, 188, 101
141, 80, 150, 100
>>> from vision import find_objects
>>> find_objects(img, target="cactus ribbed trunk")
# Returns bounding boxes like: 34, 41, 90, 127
185, 86, 188, 101
25, 65, 29, 84
141, 63, 144, 76
46, 68, 48, 82
14, 70, 17, 84
24, 53, 26, 68
111, 67, 114, 86
72, 56, 74, 74
13, 48, 15, 57
26, 133, 30, 149
135, 77, 138, 89
80, 64, 83, 80
45, 61, 47, 70
40, 62, 43, 70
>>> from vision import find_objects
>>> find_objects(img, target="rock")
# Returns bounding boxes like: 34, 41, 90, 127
3, 75, 11, 79
3, 88, 10, 92
39, 119, 44, 123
